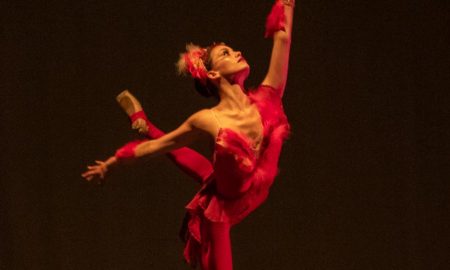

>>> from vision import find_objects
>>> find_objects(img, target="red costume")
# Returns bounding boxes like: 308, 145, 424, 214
182, 85, 290, 268
117, 85, 290, 268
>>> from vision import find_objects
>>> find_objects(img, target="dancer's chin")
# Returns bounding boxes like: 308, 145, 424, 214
235, 66, 250, 81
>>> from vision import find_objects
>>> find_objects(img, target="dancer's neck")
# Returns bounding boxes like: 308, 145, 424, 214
216, 79, 250, 112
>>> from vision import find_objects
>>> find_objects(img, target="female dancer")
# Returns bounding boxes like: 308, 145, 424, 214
82, 0, 295, 269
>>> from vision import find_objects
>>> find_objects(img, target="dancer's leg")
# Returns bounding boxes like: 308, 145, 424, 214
139, 114, 213, 183
201, 220, 233, 270
116, 90, 214, 184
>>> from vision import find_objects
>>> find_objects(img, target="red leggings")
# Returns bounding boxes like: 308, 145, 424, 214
129, 111, 232, 269
200, 220, 233, 270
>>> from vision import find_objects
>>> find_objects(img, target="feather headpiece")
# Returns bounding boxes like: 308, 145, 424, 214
177, 43, 208, 85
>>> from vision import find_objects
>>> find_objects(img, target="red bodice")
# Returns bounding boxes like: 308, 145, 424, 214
182, 85, 291, 266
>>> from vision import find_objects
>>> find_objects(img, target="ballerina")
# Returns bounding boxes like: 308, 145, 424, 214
82, 1, 295, 269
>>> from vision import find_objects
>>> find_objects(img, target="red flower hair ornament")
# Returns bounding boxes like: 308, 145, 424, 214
177, 43, 209, 86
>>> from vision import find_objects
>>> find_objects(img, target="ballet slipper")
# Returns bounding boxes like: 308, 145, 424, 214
116, 90, 149, 134
116, 90, 143, 117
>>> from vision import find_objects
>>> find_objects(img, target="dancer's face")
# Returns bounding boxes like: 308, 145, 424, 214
208, 45, 250, 82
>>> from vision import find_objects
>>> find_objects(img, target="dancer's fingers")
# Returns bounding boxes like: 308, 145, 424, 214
81, 172, 93, 181
82, 171, 92, 178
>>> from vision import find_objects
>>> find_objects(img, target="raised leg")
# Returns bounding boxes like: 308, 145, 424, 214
116, 90, 214, 184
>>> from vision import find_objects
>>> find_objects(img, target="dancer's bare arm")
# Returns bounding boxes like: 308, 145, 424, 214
134, 110, 209, 158
82, 109, 212, 182
261, 0, 295, 97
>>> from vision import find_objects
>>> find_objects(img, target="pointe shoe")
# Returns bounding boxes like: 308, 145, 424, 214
116, 90, 149, 134
116, 90, 143, 117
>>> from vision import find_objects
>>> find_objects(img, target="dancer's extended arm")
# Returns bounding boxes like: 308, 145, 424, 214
261, 0, 295, 98
82, 110, 212, 182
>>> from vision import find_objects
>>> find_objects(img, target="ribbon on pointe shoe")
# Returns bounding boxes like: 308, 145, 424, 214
130, 111, 165, 139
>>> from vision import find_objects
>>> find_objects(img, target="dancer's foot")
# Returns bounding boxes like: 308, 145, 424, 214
116, 90, 143, 116
116, 90, 149, 134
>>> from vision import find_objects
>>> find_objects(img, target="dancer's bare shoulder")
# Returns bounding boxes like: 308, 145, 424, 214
186, 109, 217, 137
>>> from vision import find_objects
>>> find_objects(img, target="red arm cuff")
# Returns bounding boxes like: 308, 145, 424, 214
115, 140, 146, 160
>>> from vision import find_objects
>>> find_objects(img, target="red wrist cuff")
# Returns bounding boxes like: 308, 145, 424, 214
115, 140, 145, 160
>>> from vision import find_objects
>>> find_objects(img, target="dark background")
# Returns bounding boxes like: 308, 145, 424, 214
1, 0, 448, 269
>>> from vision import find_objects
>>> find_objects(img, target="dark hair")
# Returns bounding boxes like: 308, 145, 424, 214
176, 42, 224, 99
193, 42, 225, 99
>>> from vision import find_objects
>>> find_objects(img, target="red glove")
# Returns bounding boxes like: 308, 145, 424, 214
264, 0, 286, 38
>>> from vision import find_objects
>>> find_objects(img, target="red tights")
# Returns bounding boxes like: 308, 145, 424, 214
201, 220, 233, 270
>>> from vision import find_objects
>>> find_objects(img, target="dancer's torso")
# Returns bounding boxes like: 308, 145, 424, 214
209, 101, 264, 154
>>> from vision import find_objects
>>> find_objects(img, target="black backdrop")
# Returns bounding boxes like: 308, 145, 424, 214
1, 0, 448, 269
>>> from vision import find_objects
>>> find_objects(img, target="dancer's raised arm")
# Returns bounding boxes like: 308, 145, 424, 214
261, 0, 295, 98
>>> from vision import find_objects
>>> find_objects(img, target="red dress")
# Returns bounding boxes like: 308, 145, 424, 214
182, 84, 291, 267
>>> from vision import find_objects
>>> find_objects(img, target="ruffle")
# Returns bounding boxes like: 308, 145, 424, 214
182, 169, 271, 268
182, 124, 290, 267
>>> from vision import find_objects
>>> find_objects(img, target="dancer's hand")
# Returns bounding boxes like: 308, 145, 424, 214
82, 160, 108, 182
131, 118, 149, 135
